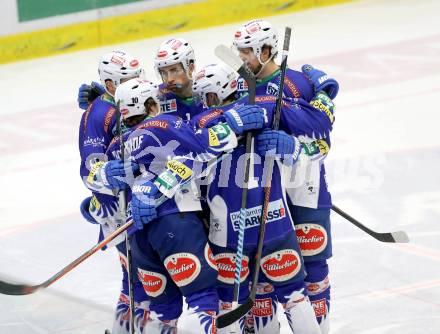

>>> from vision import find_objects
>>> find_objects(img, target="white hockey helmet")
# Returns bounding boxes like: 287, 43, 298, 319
115, 78, 161, 120
192, 63, 238, 107
233, 19, 278, 63
98, 50, 143, 94
154, 38, 195, 74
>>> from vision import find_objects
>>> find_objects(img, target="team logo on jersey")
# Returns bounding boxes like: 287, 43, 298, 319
260, 249, 301, 282
160, 99, 178, 113
230, 199, 286, 232
214, 253, 249, 284
237, 78, 248, 92
137, 268, 167, 297
166, 159, 193, 180
164, 252, 201, 287
295, 223, 327, 256
266, 82, 278, 96
252, 298, 274, 317
204, 244, 218, 270
311, 298, 327, 317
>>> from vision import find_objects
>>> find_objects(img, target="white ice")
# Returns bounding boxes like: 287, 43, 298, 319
0, 0, 439, 333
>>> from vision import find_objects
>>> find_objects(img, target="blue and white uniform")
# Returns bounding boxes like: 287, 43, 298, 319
238, 68, 335, 331
78, 93, 151, 334
191, 92, 330, 334
106, 114, 238, 333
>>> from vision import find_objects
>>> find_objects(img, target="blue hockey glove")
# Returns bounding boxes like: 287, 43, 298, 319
224, 105, 266, 135
99, 160, 138, 190
77, 81, 106, 110
131, 180, 158, 230
302, 64, 339, 99
257, 129, 302, 164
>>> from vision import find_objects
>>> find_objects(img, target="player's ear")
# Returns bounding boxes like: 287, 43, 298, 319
261, 46, 271, 62
188, 62, 195, 77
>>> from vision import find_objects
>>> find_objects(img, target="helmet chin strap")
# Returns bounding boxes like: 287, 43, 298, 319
255, 52, 275, 77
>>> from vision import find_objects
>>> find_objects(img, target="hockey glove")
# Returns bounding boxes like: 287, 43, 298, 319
98, 160, 138, 190
77, 81, 106, 110
223, 105, 267, 135
302, 64, 339, 100
257, 129, 302, 165
131, 180, 158, 230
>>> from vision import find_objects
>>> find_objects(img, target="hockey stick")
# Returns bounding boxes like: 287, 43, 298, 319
332, 205, 409, 243
215, 44, 256, 333
216, 27, 292, 329
0, 218, 134, 295
116, 101, 136, 334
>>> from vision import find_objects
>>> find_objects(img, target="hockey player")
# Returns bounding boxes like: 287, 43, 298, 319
232, 19, 339, 333
78, 50, 151, 334
100, 78, 266, 333
78, 37, 204, 120
190, 63, 334, 334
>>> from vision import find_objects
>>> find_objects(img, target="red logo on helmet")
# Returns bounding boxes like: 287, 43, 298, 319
260, 249, 301, 282
195, 70, 205, 81
295, 223, 327, 256
111, 55, 125, 66
230, 79, 237, 89
234, 31, 241, 38
137, 269, 166, 297
170, 39, 183, 50
246, 22, 261, 35
215, 253, 249, 284
204, 244, 218, 270
129, 59, 139, 67
164, 252, 201, 287
157, 50, 168, 58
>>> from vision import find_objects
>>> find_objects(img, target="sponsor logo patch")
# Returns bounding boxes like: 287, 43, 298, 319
160, 99, 178, 113
208, 128, 220, 147
260, 249, 301, 282
204, 244, 218, 270
252, 298, 274, 317
197, 109, 223, 128
230, 199, 286, 232
311, 298, 327, 317
137, 119, 169, 130
214, 253, 249, 284
137, 268, 167, 297
166, 160, 193, 180
164, 252, 201, 287
237, 78, 249, 91
295, 223, 327, 256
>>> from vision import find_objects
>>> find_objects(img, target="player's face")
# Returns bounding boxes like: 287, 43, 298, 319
238, 47, 261, 73
159, 63, 190, 91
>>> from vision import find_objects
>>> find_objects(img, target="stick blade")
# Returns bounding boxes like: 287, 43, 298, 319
0, 280, 39, 295
217, 297, 253, 328
391, 230, 410, 243
214, 45, 243, 72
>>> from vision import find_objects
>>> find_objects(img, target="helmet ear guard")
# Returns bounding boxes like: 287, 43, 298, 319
192, 63, 238, 107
